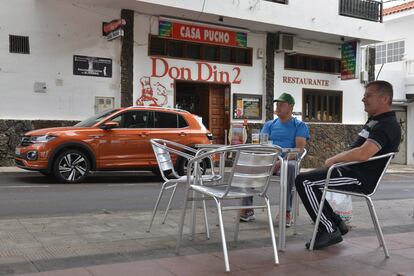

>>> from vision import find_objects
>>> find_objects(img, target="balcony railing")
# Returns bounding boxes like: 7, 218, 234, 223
339, 0, 382, 22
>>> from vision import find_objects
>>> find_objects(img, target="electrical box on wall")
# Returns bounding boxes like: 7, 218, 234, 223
95, 97, 114, 114
34, 82, 47, 93
257, 48, 264, 59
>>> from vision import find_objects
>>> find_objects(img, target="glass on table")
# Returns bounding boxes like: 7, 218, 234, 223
251, 129, 260, 144
260, 133, 269, 144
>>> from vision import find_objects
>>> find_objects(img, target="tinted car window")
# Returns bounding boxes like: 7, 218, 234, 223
75, 109, 118, 127
154, 112, 178, 128
178, 115, 188, 128
111, 111, 151, 128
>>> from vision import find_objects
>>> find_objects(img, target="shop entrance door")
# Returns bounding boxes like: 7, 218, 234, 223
392, 106, 407, 164
175, 81, 230, 144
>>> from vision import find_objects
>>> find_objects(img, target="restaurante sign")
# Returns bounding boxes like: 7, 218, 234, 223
159, 20, 247, 47
283, 76, 329, 87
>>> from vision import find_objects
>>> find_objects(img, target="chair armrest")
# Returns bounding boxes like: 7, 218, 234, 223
324, 152, 396, 188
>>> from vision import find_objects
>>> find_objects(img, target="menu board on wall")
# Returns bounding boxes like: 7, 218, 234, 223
233, 94, 262, 120
341, 40, 358, 80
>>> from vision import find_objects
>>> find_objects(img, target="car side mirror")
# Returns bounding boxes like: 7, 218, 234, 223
100, 121, 119, 130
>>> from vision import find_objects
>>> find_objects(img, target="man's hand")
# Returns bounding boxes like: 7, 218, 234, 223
324, 157, 336, 167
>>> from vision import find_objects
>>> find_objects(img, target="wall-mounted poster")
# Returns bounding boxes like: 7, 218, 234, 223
233, 94, 262, 120
73, 55, 112, 78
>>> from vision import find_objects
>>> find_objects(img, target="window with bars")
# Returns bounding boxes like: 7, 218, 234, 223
375, 41, 405, 65
303, 89, 342, 123
285, 53, 341, 74
149, 35, 252, 66
9, 35, 30, 54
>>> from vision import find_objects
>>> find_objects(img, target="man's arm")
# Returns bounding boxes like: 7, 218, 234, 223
286, 136, 306, 160
324, 140, 380, 167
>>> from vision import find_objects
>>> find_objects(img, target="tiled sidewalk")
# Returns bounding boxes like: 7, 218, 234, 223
19, 231, 414, 276
0, 197, 411, 275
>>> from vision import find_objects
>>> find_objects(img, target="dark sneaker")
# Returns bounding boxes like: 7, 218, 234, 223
305, 228, 343, 250
240, 209, 255, 222
332, 214, 349, 235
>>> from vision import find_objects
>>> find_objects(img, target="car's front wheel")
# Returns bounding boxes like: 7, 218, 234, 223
53, 149, 90, 183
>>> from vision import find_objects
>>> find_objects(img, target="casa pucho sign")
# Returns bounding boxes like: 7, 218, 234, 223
158, 20, 247, 47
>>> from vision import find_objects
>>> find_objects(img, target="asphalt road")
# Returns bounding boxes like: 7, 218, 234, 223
0, 171, 413, 218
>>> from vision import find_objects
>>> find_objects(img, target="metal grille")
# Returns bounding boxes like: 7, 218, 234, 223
9, 35, 30, 54
303, 89, 343, 123
339, 0, 382, 22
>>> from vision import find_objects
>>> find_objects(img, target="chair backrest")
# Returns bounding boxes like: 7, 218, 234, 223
150, 138, 199, 180
224, 147, 279, 196
367, 152, 395, 196
295, 148, 307, 175
151, 140, 176, 180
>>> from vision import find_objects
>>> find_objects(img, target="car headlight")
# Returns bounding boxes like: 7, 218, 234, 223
29, 135, 57, 143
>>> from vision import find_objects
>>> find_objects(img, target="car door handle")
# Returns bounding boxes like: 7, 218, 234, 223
140, 133, 148, 137
88, 134, 103, 139
179, 132, 187, 137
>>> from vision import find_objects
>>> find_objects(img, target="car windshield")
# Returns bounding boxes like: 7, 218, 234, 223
74, 109, 119, 127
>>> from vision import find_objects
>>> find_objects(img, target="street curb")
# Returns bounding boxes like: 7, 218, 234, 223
1, 166, 414, 174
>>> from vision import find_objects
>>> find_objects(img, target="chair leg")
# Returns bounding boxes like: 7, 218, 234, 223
233, 200, 242, 243
366, 197, 390, 258
214, 198, 230, 272
366, 198, 382, 246
292, 189, 299, 235
161, 185, 178, 224
201, 195, 210, 240
265, 196, 279, 265
309, 188, 328, 250
176, 187, 191, 254
191, 191, 197, 241
147, 182, 169, 233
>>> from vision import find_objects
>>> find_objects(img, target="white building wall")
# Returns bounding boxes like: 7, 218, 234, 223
374, 11, 414, 165
0, 0, 122, 121
274, 40, 367, 124
137, 0, 384, 42
133, 15, 266, 123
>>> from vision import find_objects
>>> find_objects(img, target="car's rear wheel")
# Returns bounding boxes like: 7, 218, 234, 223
53, 149, 90, 183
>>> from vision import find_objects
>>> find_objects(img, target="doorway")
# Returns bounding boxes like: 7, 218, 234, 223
392, 106, 407, 164
175, 81, 230, 144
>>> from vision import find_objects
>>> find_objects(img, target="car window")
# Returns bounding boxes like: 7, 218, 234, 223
75, 109, 119, 127
111, 111, 152, 128
154, 111, 179, 128
178, 115, 188, 128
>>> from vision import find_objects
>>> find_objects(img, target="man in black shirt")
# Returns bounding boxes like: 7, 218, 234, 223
295, 80, 401, 250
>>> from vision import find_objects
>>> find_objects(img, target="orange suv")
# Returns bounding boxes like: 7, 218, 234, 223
14, 106, 213, 183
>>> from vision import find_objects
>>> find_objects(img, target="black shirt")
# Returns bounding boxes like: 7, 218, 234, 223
345, 111, 401, 191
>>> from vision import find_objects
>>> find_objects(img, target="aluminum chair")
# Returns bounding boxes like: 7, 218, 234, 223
176, 144, 281, 272
147, 139, 220, 234
291, 149, 307, 232
270, 148, 307, 249
309, 152, 396, 258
